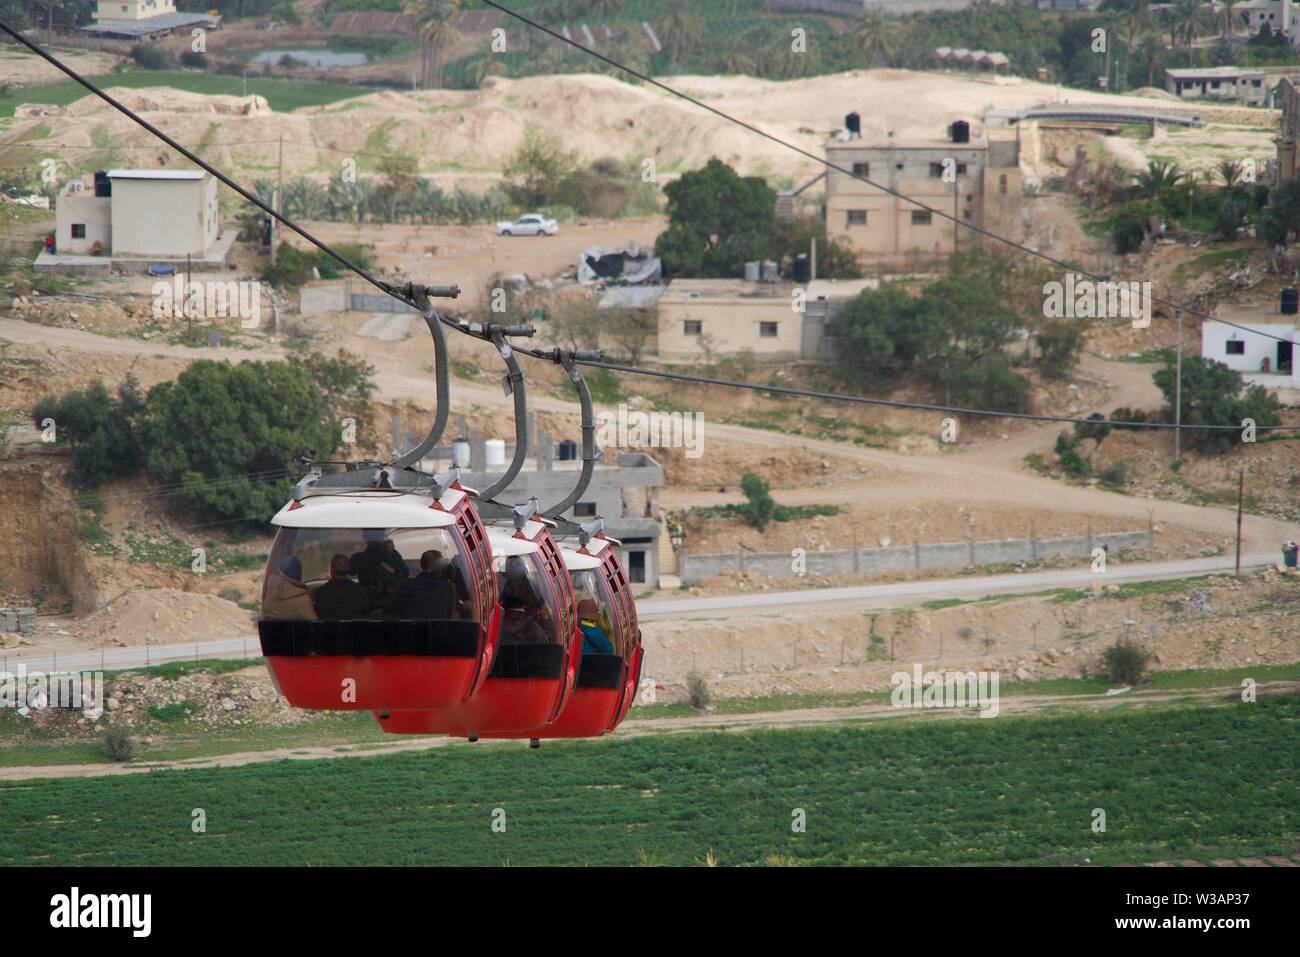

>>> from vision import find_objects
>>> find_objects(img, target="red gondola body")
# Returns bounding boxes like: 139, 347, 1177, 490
376, 518, 580, 736
482, 532, 643, 740
258, 483, 498, 712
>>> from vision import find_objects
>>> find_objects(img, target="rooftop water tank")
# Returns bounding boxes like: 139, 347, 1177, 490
484, 438, 506, 467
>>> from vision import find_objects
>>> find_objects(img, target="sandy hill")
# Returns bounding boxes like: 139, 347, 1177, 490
1, 69, 1266, 190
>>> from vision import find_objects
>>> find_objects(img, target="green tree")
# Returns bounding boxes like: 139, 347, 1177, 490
138, 361, 340, 524
31, 378, 146, 487
376, 154, 420, 223
1034, 320, 1085, 380
655, 158, 775, 278
658, 0, 704, 66
836, 283, 940, 382
404, 0, 462, 90
503, 125, 578, 210
849, 8, 903, 67
1152, 356, 1281, 452
286, 350, 377, 447
738, 472, 775, 532
769, 217, 863, 280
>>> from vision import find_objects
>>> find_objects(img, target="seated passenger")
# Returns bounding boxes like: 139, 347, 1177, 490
312, 554, 371, 619
263, 555, 317, 620
499, 595, 549, 644
577, 598, 614, 655
350, 529, 409, 611
390, 550, 455, 619
499, 555, 543, 612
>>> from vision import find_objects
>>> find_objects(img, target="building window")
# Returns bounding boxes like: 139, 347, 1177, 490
71, 224, 86, 238
627, 551, 646, 584
911, 211, 932, 226
846, 210, 867, 226
759, 321, 778, 337
852, 162, 870, 178
573, 502, 597, 518
999, 173, 1008, 195
929, 162, 944, 178
684, 320, 702, 336
1225, 340, 1245, 355
895, 162, 904, 170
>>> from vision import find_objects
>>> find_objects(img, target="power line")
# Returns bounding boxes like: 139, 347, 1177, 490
0, 20, 1290, 436
474, 0, 1299, 349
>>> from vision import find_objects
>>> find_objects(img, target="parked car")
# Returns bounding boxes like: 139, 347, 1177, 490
496, 213, 558, 236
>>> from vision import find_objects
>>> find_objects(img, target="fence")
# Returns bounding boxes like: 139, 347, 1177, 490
678, 529, 1153, 584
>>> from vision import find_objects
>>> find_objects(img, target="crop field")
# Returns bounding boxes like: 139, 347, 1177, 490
3, 699, 1297, 866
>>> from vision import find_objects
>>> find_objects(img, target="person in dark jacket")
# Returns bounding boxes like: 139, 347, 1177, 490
350, 529, 409, 611
312, 554, 371, 619
390, 550, 455, 619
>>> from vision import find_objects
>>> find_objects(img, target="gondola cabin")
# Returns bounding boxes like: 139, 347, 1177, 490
257, 479, 497, 711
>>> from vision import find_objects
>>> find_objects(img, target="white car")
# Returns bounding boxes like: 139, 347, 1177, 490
496, 213, 558, 236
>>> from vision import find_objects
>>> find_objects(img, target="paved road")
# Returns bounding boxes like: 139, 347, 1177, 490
3, 550, 1273, 674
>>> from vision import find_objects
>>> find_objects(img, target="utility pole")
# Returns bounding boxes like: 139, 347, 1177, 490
1235, 469, 1245, 577
1174, 308, 1183, 462
953, 178, 959, 256
270, 135, 283, 266
185, 253, 192, 341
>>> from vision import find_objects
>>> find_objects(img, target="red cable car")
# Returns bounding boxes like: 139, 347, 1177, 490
374, 513, 580, 738
481, 530, 643, 740
257, 469, 499, 711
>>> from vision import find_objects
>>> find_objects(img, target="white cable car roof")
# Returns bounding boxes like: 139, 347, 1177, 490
560, 546, 601, 571
487, 530, 541, 556
271, 492, 458, 529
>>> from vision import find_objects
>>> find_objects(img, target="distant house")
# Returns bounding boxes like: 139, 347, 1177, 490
1201, 300, 1299, 392
42, 169, 232, 272
1165, 66, 1273, 105
82, 0, 220, 39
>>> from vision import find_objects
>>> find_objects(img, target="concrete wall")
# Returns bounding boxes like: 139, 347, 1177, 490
298, 281, 418, 316
657, 290, 797, 360
110, 177, 211, 257
679, 530, 1153, 583
1202, 320, 1298, 386
55, 192, 111, 255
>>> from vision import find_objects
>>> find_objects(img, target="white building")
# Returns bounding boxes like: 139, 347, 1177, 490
1201, 302, 1299, 392
1236, 0, 1300, 45
47, 169, 225, 267
92, 0, 175, 21
1165, 66, 1273, 105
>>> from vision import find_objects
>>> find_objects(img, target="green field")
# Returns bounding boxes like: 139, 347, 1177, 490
3, 699, 1296, 866
0, 69, 371, 117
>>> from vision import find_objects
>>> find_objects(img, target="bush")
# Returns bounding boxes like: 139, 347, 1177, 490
737, 472, 776, 532
685, 671, 711, 710
31, 378, 146, 488
1098, 460, 1128, 487
1152, 356, 1282, 453
1100, 637, 1152, 685
104, 727, 134, 762
130, 44, 170, 70
1111, 199, 1159, 254
180, 50, 209, 69
1054, 432, 1091, 479
946, 360, 1030, 413
1034, 320, 1084, 379
262, 242, 374, 289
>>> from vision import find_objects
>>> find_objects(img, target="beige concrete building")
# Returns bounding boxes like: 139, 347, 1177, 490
93, 0, 176, 20
53, 170, 220, 259
825, 122, 1023, 270
657, 279, 800, 361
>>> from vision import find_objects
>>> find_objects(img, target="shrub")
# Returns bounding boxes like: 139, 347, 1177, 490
31, 378, 146, 488
685, 671, 711, 710
1100, 637, 1152, 685
104, 727, 134, 762
180, 51, 209, 69
947, 360, 1030, 413
1034, 320, 1084, 379
1054, 432, 1091, 479
130, 44, 170, 70
737, 472, 776, 532
1098, 460, 1128, 487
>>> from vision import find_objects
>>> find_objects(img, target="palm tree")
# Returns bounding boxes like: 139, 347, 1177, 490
1218, 158, 1243, 187
1166, 0, 1209, 62
1136, 32, 1164, 88
588, 0, 627, 18
404, 0, 463, 90
39, 0, 59, 44
658, 0, 704, 67
1134, 159, 1185, 198
1220, 0, 1242, 38
849, 8, 901, 68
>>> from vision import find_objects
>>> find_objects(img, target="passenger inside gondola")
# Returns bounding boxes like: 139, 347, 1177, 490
263, 555, 318, 620
390, 549, 455, 619
499, 555, 543, 611
576, 598, 613, 655
350, 529, 410, 612
499, 595, 549, 644
312, 554, 371, 619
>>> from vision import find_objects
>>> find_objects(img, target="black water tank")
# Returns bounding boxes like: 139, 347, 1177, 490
93, 170, 111, 198
557, 439, 578, 461
950, 120, 970, 144
1282, 288, 1298, 315
845, 112, 861, 138
793, 253, 811, 284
